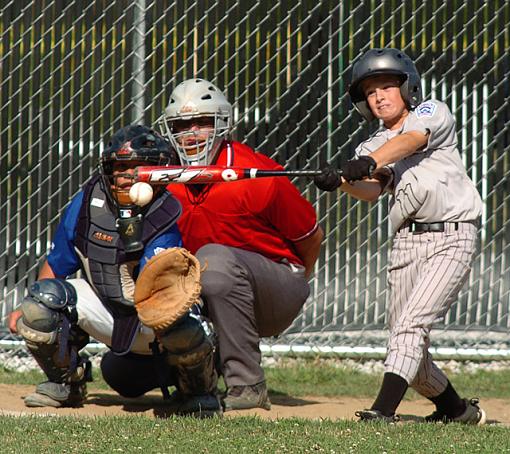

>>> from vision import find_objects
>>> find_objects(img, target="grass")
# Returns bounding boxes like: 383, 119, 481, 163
0, 415, 509, 453
2, 359, 510, 453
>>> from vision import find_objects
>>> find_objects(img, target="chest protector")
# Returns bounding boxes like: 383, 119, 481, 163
74, 175, 182, 313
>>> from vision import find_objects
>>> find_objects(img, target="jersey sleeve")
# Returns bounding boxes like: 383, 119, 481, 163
403, 100, 457, 151
139, 223, 183, 271
354, 142, 367, 157
46, 193, 84, 277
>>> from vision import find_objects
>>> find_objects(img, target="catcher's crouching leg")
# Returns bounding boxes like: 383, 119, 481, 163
157, 312, 221, 417
16, 279, 92, 408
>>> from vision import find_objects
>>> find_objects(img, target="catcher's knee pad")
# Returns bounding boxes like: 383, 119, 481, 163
158, 313, 218, 394
17, 279, 89, 383
17, 279, 77, 341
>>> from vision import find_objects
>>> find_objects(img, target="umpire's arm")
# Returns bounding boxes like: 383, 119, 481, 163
293, 226, 324, 279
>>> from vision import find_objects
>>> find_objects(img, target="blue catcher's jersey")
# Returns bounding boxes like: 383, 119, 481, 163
47, 191, 183, 277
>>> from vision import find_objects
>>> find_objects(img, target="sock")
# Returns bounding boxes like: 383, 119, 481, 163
429, 381, 466, 418
371, 372, 409, 417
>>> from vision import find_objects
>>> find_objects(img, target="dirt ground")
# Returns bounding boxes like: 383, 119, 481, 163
0, 384, 509, 425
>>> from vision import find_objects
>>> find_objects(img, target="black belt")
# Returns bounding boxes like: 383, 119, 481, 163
406, 221, 459, 233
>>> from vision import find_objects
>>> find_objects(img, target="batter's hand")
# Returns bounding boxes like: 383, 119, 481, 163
314, 164, 343, 192
8, 310, 22, 334
341, 156, 377, 182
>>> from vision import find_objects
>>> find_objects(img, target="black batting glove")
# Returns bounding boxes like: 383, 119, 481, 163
314, 165, 343, 192
341, 156, 377, 182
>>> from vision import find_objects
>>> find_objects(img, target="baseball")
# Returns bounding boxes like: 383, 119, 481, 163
129, 182, 153, 206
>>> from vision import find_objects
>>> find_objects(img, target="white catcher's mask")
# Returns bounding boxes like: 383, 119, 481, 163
158, 79, 232, 166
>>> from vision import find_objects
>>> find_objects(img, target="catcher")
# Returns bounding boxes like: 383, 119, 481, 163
8, 125, 221, 417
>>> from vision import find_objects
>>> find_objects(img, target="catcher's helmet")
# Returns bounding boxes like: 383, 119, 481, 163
158, 78, 232, 166
100, 125, 176, 205
348, 48, 422, 121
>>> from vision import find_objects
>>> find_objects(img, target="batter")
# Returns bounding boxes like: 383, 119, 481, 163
314, 48, 485, 424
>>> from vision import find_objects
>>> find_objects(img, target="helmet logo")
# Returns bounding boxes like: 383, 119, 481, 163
118, 141, 133, 155
180, 102, 197, 114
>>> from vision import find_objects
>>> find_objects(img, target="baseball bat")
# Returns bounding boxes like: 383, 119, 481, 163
134, 165, 328, 184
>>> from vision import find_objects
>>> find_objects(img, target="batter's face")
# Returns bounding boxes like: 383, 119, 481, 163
362, 75, 409, 130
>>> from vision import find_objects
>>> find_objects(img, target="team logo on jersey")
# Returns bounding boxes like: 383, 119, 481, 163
416, 101, 437, 117
153, 247, 165, 255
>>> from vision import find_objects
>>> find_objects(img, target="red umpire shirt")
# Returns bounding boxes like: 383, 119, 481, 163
168, 141, 319, 266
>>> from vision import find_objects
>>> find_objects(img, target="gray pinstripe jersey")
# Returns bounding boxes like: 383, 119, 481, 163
355, 100, 482, 233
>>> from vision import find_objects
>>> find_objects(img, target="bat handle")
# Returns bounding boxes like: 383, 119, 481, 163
252, 169, 328, 178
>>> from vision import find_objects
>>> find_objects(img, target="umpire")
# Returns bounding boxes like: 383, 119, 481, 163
314, 48, 485, 424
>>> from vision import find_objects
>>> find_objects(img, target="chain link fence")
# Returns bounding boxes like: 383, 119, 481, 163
1, 0, 509, 362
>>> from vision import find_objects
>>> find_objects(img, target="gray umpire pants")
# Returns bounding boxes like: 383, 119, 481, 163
385, 221, 478, 398
195, 244, 310, 387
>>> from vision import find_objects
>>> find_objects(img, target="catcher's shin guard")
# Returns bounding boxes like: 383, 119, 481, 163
16, 279, 90, 384
157, 313, 218, 395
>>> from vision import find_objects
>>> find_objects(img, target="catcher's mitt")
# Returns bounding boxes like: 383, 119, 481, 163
134, 247, 201, 331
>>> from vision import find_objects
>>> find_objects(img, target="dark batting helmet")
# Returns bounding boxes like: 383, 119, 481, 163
348, 48, 423, 121
100, 125, 177, 205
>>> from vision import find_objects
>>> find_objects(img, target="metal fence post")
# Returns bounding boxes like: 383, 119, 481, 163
132, 0, 146, 124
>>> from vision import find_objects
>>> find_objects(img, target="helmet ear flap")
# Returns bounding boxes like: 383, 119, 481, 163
399, 78, 422, 110
353, 100, 375, 122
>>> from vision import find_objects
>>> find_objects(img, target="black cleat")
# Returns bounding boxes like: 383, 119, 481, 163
355, 409, 400, 423
425, 398, 486, 425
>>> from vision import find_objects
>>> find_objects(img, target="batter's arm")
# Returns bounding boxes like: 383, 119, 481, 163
339, 164, 393, 202
339, 178, 385, 202
8, 260, 57, 333
339, 131, 425, 201
369, 131, 429, 168
293, 226, 324, 278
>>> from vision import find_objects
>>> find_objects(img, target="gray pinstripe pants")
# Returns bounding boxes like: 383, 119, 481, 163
385, 222, 478, 398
